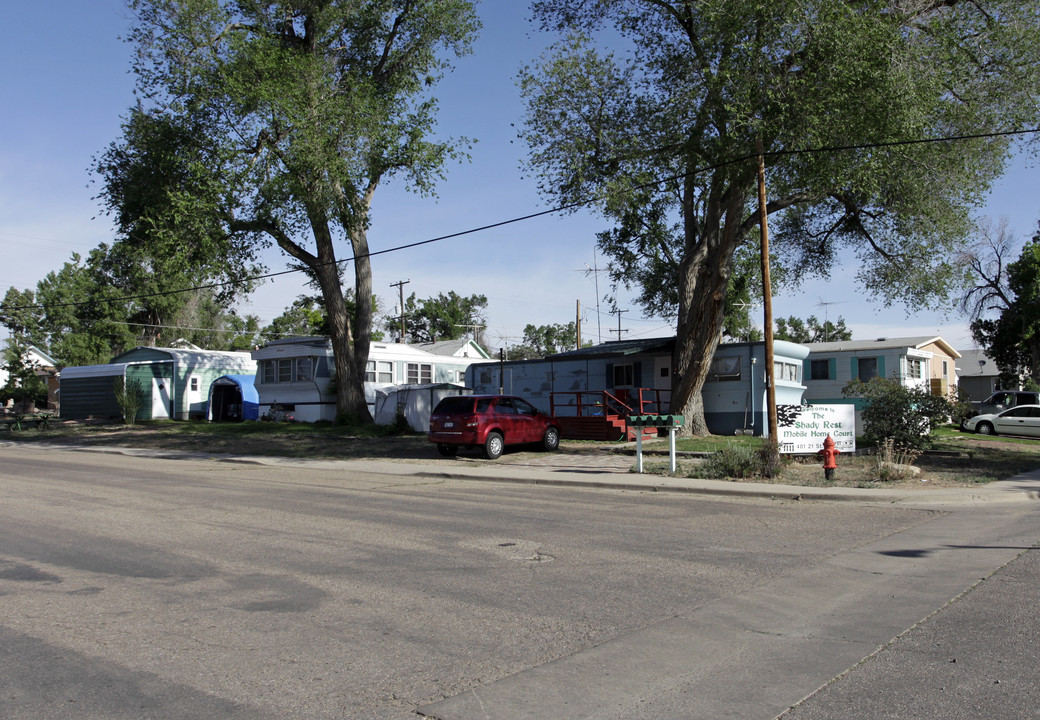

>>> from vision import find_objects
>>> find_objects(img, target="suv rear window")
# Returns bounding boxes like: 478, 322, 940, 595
433, 396, 476, 414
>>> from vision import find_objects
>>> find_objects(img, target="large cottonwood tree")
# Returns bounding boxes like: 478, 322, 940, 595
123, 0, 479, 421
520, 0, 1040, 434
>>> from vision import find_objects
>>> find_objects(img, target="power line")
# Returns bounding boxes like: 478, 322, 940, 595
4, 126, 1037, 315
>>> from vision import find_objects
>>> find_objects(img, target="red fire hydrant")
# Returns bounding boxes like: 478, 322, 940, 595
818, 435, 840, 480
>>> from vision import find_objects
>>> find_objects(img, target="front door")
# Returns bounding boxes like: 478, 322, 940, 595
151, 378, 172, 419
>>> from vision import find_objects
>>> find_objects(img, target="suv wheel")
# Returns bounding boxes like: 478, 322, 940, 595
484, 431, 504, 460
543, 426, 560, 452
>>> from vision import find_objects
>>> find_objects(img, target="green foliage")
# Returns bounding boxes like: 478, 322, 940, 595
843, 378, 954, 450
262, 293, 383, 345
121, 0, 480, 420
521, 0, 1040, 433
700, 440, 786, 480
1, 247, 262, 367
775, 315, 852, 344
968, 228, 1040, 384
262, 296, 330, 343
0, 341, 49, 408
113, 377, 146, 426
508, 322, 587, 359
393, 291, 487, 345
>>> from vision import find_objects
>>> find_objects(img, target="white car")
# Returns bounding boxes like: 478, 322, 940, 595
963, 404, 1040, 437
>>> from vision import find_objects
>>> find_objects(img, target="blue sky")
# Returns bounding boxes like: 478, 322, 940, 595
2, 1, 1037, 353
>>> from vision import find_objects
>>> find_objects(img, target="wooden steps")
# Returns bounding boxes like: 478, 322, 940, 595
556, 415, 657, 442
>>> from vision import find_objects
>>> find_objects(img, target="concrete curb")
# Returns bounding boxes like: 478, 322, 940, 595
5, 441, 1040, 506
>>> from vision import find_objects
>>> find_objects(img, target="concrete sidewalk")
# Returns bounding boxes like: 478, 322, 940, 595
13, 441, 1040, 506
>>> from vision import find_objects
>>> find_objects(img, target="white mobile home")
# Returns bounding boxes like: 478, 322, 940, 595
251, 336, 489, 422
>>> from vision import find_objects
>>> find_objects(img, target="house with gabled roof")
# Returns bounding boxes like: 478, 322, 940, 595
1, 343, 60, 411
801, 336, 961, 410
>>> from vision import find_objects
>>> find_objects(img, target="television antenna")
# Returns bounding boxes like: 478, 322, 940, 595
816, 298, 847, 341
575, 249, 608, 344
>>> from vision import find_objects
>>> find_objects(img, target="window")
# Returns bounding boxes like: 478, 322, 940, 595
189, 376, 199, 392
277, 359, 293, 383
857, 357, 879, 381
365, 361, 393, 383
709, 356, 741, 381
407, 362, 432, 384
810, 359, 831, 381
495, 397, 517, 414
514, 398, 537, 415
262, 360, 276, 384
262, 358, 314, 384
613, 364, 635, 386
774, 361, 800, 382
907, 358, 924, 380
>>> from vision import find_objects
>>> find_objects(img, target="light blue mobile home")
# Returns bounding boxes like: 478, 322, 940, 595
465, 338, 808, 438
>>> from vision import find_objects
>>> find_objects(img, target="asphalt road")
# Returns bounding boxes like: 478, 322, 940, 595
0, 444, 1037, 719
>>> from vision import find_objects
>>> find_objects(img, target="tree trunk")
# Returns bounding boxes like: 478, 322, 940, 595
300, 208, 373, 424
670, 173, 752, 436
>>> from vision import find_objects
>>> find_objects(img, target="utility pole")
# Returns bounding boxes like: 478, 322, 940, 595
575, 300, 582, 349
389, 279, 410, 343
609, 308, 628, 340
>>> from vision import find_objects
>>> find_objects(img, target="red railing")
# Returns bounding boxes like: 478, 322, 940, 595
549, 389, 670, 418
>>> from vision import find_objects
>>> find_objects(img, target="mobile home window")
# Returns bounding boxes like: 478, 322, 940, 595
857, 357, 879, 381
295, 357, 313, 382
613, 364, 635, 387
277, 359, 293, 383
365, 361, 393, 383
709, 356, 741, 381
189, 376, 199, 392
907, 358, 923, 379
262, 360, 276, 384
407, 362, 432, 384
810, 359, 831, 380
774, 361, 800, 382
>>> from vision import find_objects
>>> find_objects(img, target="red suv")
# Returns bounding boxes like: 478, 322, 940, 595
428, 395, 561, 460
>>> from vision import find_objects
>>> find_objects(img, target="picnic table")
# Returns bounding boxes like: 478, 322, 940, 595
0, 412, 54, 431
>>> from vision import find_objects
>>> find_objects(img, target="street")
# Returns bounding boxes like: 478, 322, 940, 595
0, 444, 1037, 719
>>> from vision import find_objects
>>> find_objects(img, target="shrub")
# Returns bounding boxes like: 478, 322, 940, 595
843, 378, 953, 449
874, 438, 922, 481
113, 378, 146, 426
701, 440, 786, 480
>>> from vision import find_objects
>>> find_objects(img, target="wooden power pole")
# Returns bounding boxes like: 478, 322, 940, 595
756, 141, 778, 447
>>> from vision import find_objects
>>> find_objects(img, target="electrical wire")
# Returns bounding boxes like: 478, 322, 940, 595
3, 126, 1037, 315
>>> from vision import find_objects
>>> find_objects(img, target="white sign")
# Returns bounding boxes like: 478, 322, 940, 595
776, 404, 856, 454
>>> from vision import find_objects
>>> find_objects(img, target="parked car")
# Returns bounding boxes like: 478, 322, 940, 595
428, 394, 561, 460
967, 391, 1040, 420
962, 404, 1040, 437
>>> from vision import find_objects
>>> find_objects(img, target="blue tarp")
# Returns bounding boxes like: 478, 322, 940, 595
208, 374, 259, 421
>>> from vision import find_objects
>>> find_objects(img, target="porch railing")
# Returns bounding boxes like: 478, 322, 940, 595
549, 389, 670, 418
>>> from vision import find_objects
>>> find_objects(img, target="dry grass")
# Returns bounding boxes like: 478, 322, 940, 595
6, 421, 1040, 489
